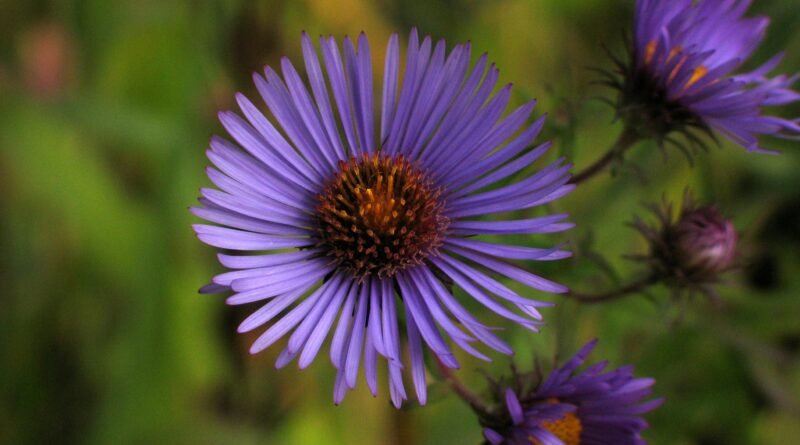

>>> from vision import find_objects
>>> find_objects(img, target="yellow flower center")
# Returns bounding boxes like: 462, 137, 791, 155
529, 412, 582, 445
644, 40, 657, 65
684, 65, 708, 89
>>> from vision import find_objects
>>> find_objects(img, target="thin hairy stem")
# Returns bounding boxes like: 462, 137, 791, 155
436, 359, 490, 414
565, 274, 659, 304
571, 127, 640, 185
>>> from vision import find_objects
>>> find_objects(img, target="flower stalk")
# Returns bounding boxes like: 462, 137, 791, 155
565, 273, 660, 304
571, 127, 640, 185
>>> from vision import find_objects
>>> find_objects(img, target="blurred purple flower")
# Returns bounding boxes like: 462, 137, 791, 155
192, 30, 574, 407
483, 340, 662, 445
619, 0, 799, 153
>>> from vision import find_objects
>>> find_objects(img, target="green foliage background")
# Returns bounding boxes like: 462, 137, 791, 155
1, 1, 799, 444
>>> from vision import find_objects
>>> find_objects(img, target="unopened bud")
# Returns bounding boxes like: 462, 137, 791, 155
671, 207, 737, 279
631, 193, 739, 294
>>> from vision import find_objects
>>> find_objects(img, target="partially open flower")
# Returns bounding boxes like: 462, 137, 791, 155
604, 0, 799, 156
631, 193, 738, 296
480, 340, 662, 445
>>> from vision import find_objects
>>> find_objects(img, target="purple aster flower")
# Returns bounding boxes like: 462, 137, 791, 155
615, 0, 799, 153
191, 30, 574, 407
482, 340, 663, 445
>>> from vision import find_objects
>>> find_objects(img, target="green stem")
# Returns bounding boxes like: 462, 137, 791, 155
571, 127, 640, 185
565, 274, 659, 304
435, 358, 489, 414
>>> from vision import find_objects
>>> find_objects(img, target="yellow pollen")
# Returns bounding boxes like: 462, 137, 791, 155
667, 56, 688, 85
666, 46, 683, 63
644, 40, 657, 65
685, 65, 708, 89
529, 412, 582, 445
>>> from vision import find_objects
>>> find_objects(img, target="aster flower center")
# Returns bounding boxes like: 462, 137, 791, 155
529, 411, 582, 445
614, 41, 708, 141
314, 153, 449, 278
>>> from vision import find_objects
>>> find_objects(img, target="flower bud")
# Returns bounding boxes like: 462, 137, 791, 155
631, 193, 739, 295
670, 207, 737, 280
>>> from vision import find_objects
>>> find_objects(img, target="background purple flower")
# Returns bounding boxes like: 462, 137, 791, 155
483, 340, 663, 445
192, 30, 574, 406
627, 0, 800, 152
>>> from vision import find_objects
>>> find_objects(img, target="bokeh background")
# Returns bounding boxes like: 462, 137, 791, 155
2, 0, 799, 444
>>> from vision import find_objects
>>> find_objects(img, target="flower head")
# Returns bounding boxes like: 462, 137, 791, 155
613, 0, 799, 153
482, 340, 662, 445
192, 30, 574, 406
631, 192, 737, 297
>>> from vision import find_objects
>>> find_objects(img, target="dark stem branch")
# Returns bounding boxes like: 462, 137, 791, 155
571, 127, 640, 185
436, 359, 489, 414
565, 274, 660, 304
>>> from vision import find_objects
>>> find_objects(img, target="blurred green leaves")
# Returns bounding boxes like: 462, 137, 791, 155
1, 1, 799, 444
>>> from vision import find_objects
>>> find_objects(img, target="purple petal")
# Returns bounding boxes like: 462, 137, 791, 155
380, 33, 400, 143
298, 276, 353, 368
249, 281, 329, 354
344, 282, 369, 388
405, 307, 428, 405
